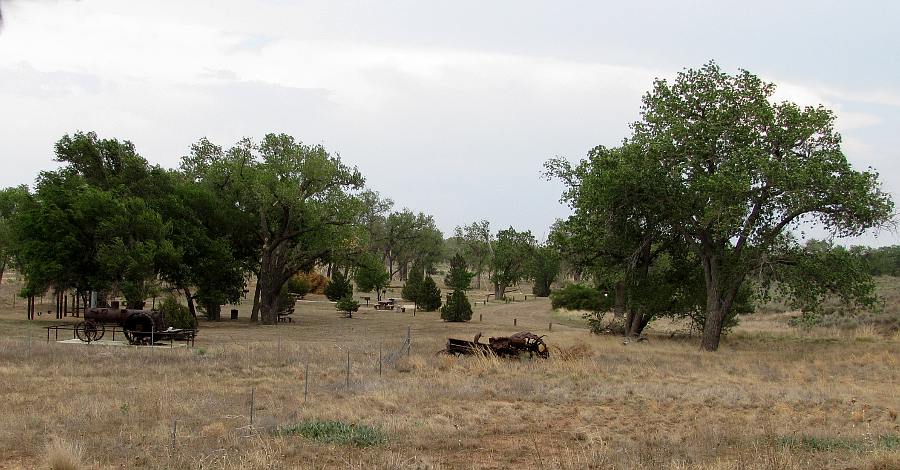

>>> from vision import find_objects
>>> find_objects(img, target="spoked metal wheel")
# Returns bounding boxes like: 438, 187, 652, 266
75, 320, 105, 342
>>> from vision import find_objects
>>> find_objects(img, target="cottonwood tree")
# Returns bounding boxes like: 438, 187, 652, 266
0, 186, 29, 284
546, 143, 703, 336
454, 220, 493, 289
528, 244, 560, 297
185, 134, 365, 324
354, 253, 390, 301
628, 62, 892, 350
490, 228, 535, 300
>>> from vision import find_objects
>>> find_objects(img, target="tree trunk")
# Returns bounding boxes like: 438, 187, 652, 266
494, 282, 507, 300
250, 278, 261, 322
628, 308, 649, 337
701, 286, 725, 351
258, 279, 281, 325
183, 288, 198, 320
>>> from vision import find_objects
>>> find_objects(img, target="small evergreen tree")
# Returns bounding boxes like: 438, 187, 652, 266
444, 253, 474, 291
325, 270, 353, 301
402, 260, 424, 302
417, 276, 442, 311
440, 290, 472, 322
336, 295, 360, 318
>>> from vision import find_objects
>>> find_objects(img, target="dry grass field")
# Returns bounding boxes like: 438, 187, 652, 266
0, 275, 898, 469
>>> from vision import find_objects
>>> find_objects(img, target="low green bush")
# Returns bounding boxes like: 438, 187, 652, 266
275, 420, 386, 447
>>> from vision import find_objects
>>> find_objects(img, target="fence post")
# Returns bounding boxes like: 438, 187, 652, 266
171, 419, 178, 450
249, 388, 254, 426
346, 350, 351, 389
304, 361, 309, 403
406, 326, 411, 356
549, 322, 552, 331
479, 313, 482, 322
514, 318, 517, 326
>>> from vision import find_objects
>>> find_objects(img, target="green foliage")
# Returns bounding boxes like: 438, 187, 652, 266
158, 296, 195, 329
453, 220, 493, 288
529, 245, 560, 297
856, 245, 900, 276
440, 290, 472, 322
402, 260, 424, 302
444, 253, 474, 291
779, 434, 900, 452
286, 275, 311, 298
275, 420, 386, 447
325, 270, 353, 301
416, 276, 442, 311
550, 284, 608, 312
184, 133, 365, 323
490, 227, 536, 298
354, 253, 389, 296
0, 185, 29, 279
335, 296, 360, 317
372, 209, 444, 279
548, 62, 894, 350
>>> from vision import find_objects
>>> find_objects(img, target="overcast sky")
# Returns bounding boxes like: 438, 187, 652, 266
1, 0, 898, 245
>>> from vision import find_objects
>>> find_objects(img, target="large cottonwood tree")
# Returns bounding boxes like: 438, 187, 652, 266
630, 62, 893, 350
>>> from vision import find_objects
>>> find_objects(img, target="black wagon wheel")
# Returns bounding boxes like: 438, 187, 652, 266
123, 312, 155, 345
75, 320, 105, 342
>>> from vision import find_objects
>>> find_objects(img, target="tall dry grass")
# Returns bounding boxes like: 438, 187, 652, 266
0, 275, 897, 468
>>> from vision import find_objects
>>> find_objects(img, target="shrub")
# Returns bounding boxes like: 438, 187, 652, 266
417, 276, 442, 311
325, 271, 353, 301
158, 296, 196, 329
275, 420, 386, 447
441, 290, 472, 322
550, 284, 606, 311
336, 296, 360, 318
298, 271, 328, 294
286, 275, 311, 298
44, 436, 84, 470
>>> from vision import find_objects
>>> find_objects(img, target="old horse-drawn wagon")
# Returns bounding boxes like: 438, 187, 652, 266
75, 307, 197, 345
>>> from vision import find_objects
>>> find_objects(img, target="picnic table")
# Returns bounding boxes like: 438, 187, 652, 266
277, 307, 294, 323
374, 298, 406, 312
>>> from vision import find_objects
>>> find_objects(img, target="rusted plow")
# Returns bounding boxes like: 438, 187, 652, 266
440, 332, 549, 359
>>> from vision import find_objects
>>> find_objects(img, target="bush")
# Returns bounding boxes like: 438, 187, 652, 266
440, 290, 472, 322
325, 271, 353, 301
275, 420, 386, 447
298, 271, 328, 294
550, 284, 606, 312
286, 275, 311, 298
158, 296, 196, 329
417, 276, 442, 311
336, 296, 360, 318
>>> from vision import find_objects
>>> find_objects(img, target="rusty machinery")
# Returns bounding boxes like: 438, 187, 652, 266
75, 307, 196, 345
441, 332, 550, 359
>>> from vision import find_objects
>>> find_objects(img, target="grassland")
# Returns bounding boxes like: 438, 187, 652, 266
0, 276, 897, 469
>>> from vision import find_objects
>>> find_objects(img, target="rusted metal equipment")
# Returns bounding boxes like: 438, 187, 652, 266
75, 307, 197, 345
441, 332, 550, 358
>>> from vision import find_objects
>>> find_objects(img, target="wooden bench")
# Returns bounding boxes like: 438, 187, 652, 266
277, 307, 294, 323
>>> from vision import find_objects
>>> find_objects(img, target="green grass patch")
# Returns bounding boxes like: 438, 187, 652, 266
275, 420, 386, 447
779, 434, 900, 453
